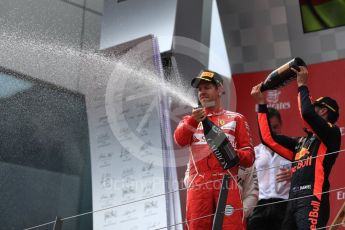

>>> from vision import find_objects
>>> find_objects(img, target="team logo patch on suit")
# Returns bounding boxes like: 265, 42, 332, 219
295, 147, 309, 161
220, 121, 236, 131
224, 205, 234, 216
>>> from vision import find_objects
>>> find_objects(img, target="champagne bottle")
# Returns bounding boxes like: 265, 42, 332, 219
260, 57, 306, 92
201, 116, 239, 170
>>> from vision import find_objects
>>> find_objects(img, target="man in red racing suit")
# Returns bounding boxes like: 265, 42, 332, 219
251, 66, 341, 229
174, 70, 254, 230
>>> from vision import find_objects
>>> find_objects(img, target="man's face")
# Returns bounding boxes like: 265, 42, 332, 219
314, 105, 328, 120
269, 116, 282, 134
197, 81, 220, 107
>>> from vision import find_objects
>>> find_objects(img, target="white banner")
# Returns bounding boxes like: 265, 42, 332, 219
87, 36, 181, 230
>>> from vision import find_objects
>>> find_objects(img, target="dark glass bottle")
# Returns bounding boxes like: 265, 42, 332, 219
202, 117, 239, 169
260, 57, 306, 92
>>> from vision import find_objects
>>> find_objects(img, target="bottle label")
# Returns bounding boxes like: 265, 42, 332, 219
206, 137, 229, 169
212, 125, 222, 134
277, 63, 290, 75
201, 118, 239, 169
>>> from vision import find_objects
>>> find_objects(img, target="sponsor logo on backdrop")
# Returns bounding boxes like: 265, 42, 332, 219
337, 191, 345, 200
266, 90, 291, 110
340, 127, 344, 136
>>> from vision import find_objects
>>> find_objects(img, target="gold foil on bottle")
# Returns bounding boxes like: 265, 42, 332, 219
277, 63, 290, 75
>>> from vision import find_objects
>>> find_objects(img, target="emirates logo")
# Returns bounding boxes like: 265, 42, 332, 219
266, 90, 281, 104
266, 89, 291, 110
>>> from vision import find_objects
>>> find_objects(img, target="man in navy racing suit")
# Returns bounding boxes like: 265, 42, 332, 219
251, 65, 341, 229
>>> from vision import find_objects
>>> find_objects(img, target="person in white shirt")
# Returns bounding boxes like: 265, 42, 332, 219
184, 163, 259, 219
237, 165, 259, 219
247, 107, 292, 230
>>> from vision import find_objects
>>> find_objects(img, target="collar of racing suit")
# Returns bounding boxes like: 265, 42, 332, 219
303, 128, 314, 137
205, 107, 225, 116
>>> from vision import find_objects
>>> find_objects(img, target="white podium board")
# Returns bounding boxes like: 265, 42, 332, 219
87, 36, 182, 230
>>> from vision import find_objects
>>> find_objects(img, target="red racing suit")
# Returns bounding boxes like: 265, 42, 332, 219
174, 108, 254, 230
